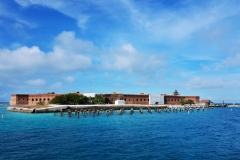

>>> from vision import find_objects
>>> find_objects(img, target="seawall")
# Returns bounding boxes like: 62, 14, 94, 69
7, 104, 206, 113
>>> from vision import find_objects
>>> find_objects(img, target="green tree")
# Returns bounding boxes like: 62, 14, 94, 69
186, 99, 195, 105
179, 97, 195, 105
180, 97, 186, 105
65, 93, 81, 105
50, 95, 67, 104
79, 94, 89, 104
92, 94, 106, 104
50, 93, 89, 105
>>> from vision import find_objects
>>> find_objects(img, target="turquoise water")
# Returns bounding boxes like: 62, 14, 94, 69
1, 106, 240, 160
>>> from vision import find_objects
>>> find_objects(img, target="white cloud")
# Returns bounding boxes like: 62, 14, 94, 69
0, 93, 7, 98
0, 46, 45, 76
201, 64, 211, 71
122, 44, 136, 53
15, 0, 89, 29
48, 47, 92, 71
76, 15, 89, 29
0, 31, 167, 84
48, 32, 93, 71
199, 53, 240, 72
0, 31, 93, 78
185, 77, 240, 90
53, 31, 97, 55
63, 76, 75, 83
26, 79, 46, 86
101, 43, 166, 73
122, 0, 240, 41
225, 53, 240, 67
214, 62, 224, 71
14, 0, 240, 41
51, 82, 62, 88
0, 1, 37, 29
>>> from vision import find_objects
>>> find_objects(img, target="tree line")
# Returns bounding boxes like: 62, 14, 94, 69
180, 97, 195, 105
49, 93, 106, 105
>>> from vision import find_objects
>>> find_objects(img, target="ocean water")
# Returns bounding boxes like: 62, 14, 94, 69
1, 105, 240, 160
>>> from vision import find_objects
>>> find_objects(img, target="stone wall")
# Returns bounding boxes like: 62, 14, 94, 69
105, 93, 149, 105
164, 95, 200, 105
10, 93, 63, 105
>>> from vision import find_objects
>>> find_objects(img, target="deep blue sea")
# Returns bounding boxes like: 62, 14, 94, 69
1, 104, 240, 160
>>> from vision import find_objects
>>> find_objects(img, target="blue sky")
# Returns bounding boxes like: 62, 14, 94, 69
1, 0, 240, 103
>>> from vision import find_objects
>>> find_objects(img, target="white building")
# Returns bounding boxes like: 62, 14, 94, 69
83, 93, 96, 97
115, 100, 125, 105
149, 94, 164, 104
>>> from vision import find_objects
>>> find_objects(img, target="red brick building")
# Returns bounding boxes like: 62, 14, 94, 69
164, 95, 199, 105
10, 93, 63, 105
10, 92, 200, 105
105, 93, 149, 105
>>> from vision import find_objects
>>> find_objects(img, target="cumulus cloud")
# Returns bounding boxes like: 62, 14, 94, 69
53, 31, 97, 54
48, 31, 93, 71
0, 46, 45, 77
0, 30, 167, 86
101, 43, 166, 73
48, 48, 92, 71
0, 31, 93, 78
0, 30, 169, 93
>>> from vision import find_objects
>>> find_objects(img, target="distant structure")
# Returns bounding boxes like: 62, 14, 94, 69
173, 90, 179, 96
83, 93, 96, 97
10, 93, 63, 105
10, 90, 200, 105
105, 91, 199, 105
115, 100, 125, 105
164, 95, 199, 105
149, 94, 164, 104
200, 99, 212, 106
105, 92, 150, 105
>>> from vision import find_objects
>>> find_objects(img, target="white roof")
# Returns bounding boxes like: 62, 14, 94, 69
83, 93, 96, 97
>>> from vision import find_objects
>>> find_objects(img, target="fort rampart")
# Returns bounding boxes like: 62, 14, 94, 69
10, 92, 200, 106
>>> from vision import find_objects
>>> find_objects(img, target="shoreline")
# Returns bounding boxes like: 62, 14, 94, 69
7, 104, 207, 113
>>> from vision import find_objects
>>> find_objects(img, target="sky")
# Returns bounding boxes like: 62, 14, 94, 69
0, 0, 240, 103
